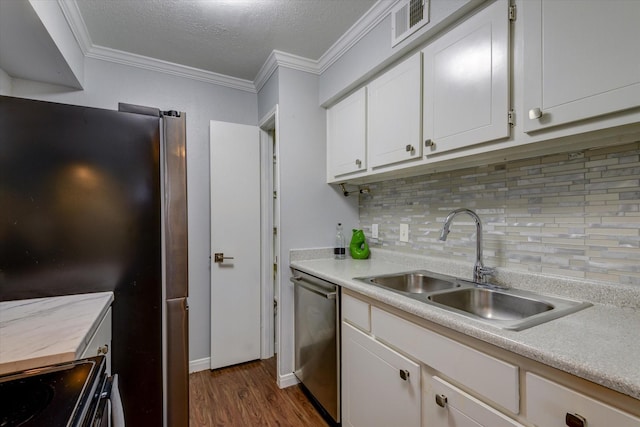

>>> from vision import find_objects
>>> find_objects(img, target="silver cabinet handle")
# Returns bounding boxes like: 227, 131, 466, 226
399, 369, 410, 381
424, 139, 434, 147
566, 413, 587, 427
529, 107, 543, 119
355, 159, 362, 167
97, 344, 109, 355
435, 394, 448, 408
213, 253, 234, 263
405, 144, 414, 153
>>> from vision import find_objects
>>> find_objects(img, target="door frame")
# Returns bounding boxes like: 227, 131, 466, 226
259, 105, 279, 360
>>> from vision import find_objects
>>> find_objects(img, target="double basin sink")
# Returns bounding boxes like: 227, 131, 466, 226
356, 270, 591, 331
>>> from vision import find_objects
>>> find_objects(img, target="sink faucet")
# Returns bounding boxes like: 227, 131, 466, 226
439, 208, 495, 284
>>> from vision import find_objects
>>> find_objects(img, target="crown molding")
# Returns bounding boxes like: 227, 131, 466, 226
58, 0, 92, 54
317, 0, 397, 74
254, 0, 393, 91
86, 45, 256, 93
59, 0, 255, 93
58, 0, 394, 94
254, 50, 320, 92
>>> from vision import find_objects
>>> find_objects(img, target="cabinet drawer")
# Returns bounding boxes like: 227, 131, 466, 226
427, 376, 525, 427
81, 307, 112, 373
526, 373, 640, 427
342, 292, 371, 332
371, 307, 519, 413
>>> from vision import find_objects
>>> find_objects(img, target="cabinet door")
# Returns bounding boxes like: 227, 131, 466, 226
327, 87, 367, 180
522, 0, 640, 132
526, 373, 640, 427
422, 0, 510, 155
342, 322, 421, 427
426, 376, 525, 427
368, 52, 422, 168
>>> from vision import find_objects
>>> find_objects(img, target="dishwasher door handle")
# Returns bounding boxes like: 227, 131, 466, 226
290, 276, 337, 299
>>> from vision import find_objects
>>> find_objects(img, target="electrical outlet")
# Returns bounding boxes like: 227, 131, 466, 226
372, 224, 379, 239
399, 223, 409, 242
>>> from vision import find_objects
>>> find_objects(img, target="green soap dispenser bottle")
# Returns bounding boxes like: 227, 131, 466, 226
349, 229, 370, 259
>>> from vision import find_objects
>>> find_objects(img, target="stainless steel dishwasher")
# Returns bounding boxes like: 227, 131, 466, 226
291, 269, 340, 425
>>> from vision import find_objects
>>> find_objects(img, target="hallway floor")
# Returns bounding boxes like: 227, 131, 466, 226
189, 358, 329, 426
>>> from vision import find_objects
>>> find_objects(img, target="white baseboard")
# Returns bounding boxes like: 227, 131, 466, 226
190, 357, 300, 388
189, 357, 210, 373
277, 372, 299, 389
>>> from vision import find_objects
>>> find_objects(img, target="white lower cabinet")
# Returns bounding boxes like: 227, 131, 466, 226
425, 376, 525, 427
341, 290, 640, 427
526, 373, 640, 427
371, 306, 519, 414
342, 322, 421, 427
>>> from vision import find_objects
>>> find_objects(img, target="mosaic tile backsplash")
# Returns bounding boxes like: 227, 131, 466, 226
359, 142, 640, 286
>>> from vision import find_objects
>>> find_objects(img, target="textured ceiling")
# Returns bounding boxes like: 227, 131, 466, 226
75, 0, 377, 81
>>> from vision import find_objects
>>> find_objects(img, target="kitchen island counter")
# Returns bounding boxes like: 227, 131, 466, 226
0, 292, 114, 375
290, 249, 640, 401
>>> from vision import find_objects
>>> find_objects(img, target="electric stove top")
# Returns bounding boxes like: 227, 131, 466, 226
0, 356, 109, 427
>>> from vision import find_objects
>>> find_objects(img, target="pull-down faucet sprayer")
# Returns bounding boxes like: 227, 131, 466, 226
440, 208, 495, 284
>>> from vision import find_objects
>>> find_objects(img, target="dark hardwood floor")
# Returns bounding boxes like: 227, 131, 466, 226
189, 357, 329, 427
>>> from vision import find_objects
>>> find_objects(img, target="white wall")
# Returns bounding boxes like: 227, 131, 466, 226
29, 0, 85, 87
0, 68, 11, 95
11, 57, 258, 363
257, 70, 279, 120
318, 0, 479, 105
275, 67, 359, 379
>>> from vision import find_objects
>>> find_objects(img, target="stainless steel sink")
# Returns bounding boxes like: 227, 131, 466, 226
428, 288, 553, 321
428, 287, 592, 330
358, 270, 460, 294
355, 270, 592, 331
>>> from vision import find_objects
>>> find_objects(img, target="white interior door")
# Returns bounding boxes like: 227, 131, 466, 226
210, 120, 261, 370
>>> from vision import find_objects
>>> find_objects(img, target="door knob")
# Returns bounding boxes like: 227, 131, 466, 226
213, 253, 234, 263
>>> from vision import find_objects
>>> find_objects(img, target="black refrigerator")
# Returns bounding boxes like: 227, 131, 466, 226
0, 95, 189, 426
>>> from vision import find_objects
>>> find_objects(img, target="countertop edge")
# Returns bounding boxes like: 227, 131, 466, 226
0, 291, 114, 376
290, 256, 640, 401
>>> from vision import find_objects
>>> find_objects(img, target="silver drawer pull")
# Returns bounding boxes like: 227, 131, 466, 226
399, 369, 410, 381
355, 159, 362, 167
435, 394, 448, 408
425, 139, 434, 147
405, 144, 414, 153
566, 413, 587, 427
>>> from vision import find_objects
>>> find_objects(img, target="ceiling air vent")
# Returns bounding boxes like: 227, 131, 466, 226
391, 0, 430, 47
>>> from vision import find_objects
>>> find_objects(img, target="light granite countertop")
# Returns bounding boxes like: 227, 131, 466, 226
0, 292, 114, 375
290, 248, 640, 401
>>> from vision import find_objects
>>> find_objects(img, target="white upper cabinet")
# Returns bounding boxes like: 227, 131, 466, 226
522, 0, 640, 132
367, 52, 422, 168
422, 0, 510, 155
327, 87, 367, 180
